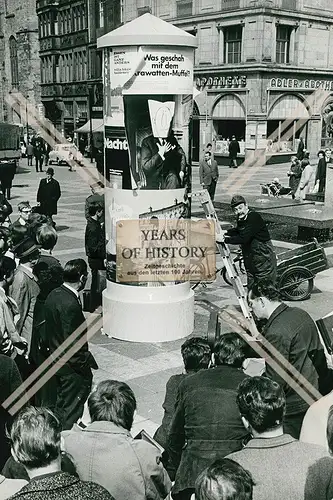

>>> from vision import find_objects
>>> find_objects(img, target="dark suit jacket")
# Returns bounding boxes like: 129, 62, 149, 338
37, 178, 61, 215
154, 373, 187, 449
44, 285, 97, 377
199, 158, 219, 187
167, 365, 250, 493
0, 354, 23, 470
85, 218, 105, 269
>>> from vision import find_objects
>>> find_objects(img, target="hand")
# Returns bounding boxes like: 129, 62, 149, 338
215, 229, 227, 243
179, 171, 185, 180
157, 141, 172, 160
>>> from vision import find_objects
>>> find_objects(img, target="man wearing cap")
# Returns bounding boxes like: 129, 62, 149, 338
223, 195, 277, 290
9, 238, 41, 358
85, 182, 104, 220
36, 168, 61, 225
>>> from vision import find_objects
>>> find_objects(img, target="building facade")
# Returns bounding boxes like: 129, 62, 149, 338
0, 0, 41, 126
36, 0, 123, 138
122, 0, 333, 164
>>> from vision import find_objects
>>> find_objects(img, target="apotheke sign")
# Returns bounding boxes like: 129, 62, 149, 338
270, 78, 333, 91
196, 75, 247, 90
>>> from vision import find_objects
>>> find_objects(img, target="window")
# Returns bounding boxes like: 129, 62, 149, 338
54, 13, 58, 35
73, 7, 77, 31
224, 25, 242, 64
276, 25, 291, 64
176, 0, 192, 17
82, 50, 87, 80
98, 0, 104, 28
9, 36, 19, 89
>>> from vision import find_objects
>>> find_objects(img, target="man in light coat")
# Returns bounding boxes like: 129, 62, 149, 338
199, 151, 219, 201
9, 238, 40, 356
62, 380, 172, 500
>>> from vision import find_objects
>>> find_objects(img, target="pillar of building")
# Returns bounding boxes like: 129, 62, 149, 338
97, 13, 197, 343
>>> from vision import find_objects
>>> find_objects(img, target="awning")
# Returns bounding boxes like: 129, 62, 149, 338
76, 118, 104, 134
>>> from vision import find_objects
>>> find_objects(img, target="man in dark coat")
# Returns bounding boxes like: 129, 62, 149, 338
297, 137, 305, 161
223, 195, 277, 290
229, 135, 240, 168
315, 150, 327, 193
199, 151, 219, 201
0, 353, 24, 470
85, 182, 104, 220
154, 337, 211, 451
36, 167, 61, 223
166, 333, 250, 500
34, 137, 46, 173
44, 259, 98, 430
248, 281, 329, 439
9, 406, 114, 500
85, 202, 106, 312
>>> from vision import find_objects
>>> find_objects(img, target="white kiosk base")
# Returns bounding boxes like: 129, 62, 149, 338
103, 281, 194, 342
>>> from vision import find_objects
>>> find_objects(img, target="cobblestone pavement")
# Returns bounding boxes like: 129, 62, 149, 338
10, 158, 333, 436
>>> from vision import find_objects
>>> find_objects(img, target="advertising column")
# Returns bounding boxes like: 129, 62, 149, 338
97, 14, 198, 342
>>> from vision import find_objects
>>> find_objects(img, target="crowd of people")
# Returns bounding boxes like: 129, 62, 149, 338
1, 317, 333, 500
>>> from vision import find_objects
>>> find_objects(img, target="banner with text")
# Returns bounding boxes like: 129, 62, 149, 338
110, 46, 194, 95
116, 219, 216, 283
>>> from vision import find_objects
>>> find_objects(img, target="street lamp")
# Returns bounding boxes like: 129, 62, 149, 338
25, 89, 34, 144
88, 83, 94, 163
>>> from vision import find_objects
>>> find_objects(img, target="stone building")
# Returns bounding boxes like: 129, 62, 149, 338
0, 0, 41, 126
122, 0, 333, 164
36, 0, 123, 138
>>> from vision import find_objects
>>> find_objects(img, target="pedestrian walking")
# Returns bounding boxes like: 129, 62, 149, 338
297, 153, 315, 201
314, 150, 327, 194
228, 135, 240, 168
85, 202, 106, 312
297, 137, 305, 161
287, 156, 302, 199
34, 137, 46, 173
26, 143, 34, 167
36, 167, 61, 225
199, 151, 219, 201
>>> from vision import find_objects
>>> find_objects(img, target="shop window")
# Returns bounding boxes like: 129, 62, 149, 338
266, 119, 308, 153
214, 120, 246, 142
224, 26, 242, 64
276, 25, 291, 64
9, 36, 19, 89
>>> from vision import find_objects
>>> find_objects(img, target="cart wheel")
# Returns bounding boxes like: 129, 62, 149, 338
278, 266, 314, 301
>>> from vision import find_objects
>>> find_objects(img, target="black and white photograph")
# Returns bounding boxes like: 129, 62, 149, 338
1, 1, 333, 500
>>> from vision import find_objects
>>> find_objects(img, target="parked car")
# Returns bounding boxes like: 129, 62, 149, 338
48, 143, 84, 166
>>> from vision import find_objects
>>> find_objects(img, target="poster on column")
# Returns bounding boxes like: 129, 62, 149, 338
105, 45, 195, 283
